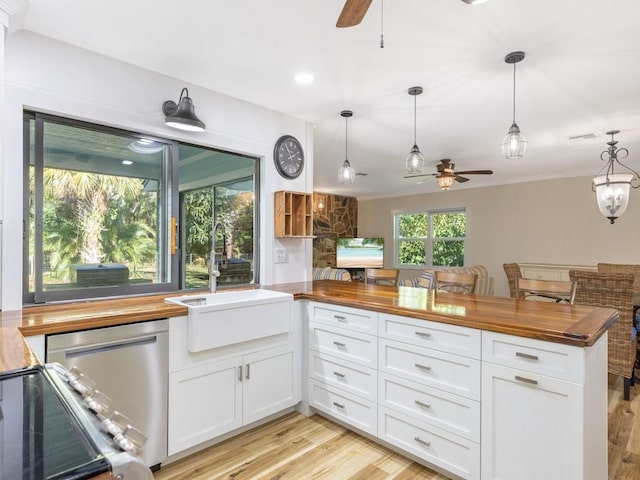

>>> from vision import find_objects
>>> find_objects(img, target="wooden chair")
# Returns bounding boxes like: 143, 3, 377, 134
434, 270, 477, 294
515, 277, 577, 304
569, 270, 636, 400
503, 263, 523, 298
364, 268, 399, 286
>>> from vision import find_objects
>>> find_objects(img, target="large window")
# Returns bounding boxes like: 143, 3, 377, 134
24, 112, 258, 303
394, 209, 466, 268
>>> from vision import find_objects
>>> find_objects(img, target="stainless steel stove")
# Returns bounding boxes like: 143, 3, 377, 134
0, 363, 152, 480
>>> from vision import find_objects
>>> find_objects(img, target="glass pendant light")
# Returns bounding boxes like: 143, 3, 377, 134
406, 86, 425, 174
502, 52, 527, 159
338, 110, 356, 184
592, 130, 639, 224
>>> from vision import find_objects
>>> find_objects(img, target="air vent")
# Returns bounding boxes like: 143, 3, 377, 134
568, 132, 597, 140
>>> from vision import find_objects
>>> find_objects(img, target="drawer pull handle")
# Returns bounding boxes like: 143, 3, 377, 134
333, 401, 345, 409
415, 331, 432, 338
515, 351, 539, 361
515, 375, 538, 385
415, 363, 432, 371
414, 400, 431, 409
246, 363, 250, 380
238, 366, 243, 382
333, 341, 346, 347
414, 437, 431, 447
334, 315, 347, 322
333, 371, 346, 378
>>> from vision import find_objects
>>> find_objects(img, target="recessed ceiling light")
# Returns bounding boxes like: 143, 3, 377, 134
122, 160, 133, 165
568, 132, 598, 141
294, 73, 314, 85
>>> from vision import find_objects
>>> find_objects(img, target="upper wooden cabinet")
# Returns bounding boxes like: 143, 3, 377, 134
274, 191, 313, 237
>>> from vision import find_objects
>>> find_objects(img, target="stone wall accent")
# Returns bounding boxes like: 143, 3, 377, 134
313, 192, 358, 267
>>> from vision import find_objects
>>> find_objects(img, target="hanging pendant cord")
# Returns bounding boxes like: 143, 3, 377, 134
512, 62, 516, 124
413, 94, 417, 144
345, 115, 348, 160
380, 0, 384, 48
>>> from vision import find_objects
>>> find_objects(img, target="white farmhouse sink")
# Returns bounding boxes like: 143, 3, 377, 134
165, 289, 293, 352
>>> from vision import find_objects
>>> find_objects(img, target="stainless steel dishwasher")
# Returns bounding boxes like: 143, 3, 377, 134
46, 319, 169, 469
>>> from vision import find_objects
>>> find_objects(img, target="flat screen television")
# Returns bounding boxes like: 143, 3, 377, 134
336, 237, 384, 269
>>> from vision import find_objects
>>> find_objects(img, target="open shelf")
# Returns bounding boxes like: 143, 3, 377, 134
274, 191, 314, 238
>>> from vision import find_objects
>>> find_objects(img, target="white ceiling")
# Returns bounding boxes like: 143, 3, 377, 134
11, 0, 640, 200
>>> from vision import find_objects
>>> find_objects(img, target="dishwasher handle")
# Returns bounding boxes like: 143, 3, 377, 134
64, 335, 158, 359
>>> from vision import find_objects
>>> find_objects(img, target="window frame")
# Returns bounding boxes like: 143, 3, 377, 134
393, 208, 467, 269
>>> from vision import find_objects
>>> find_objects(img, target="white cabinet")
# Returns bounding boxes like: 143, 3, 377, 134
307, 302, 378, 435
169, 357, 242, 454
168, 311, 299, 456
481, 331, 607, 480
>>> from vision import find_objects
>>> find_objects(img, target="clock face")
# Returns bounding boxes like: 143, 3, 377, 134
274, 135, 304, 179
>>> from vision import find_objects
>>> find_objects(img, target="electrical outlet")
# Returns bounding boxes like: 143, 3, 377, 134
274, 248, 288, 264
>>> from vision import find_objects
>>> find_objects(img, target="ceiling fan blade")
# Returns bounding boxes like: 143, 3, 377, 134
454, 175, 470, 183
454, 170, 493, 175
404, 173, 436, 179
336, 0, 372, 27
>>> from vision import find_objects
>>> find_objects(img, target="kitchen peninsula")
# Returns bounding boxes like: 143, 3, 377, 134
0, 281, 618, 480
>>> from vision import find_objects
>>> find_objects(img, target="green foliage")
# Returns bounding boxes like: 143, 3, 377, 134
397, 211, 465, 267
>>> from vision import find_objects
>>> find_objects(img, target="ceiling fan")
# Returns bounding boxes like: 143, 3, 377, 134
404, 159, 493, 190
337, 0, 487, 27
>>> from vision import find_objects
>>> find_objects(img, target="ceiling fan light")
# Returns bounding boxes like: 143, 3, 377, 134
502, 123, 527, 159
593, 174, 633, 224
338, 159, 356, 184
406, 145, 425, 174
437, 175, 455, 191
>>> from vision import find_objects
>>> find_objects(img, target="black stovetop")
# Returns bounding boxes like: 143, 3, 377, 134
0, 366, 110, 480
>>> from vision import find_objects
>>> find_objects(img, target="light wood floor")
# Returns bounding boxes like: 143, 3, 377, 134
155, 376, 640, 480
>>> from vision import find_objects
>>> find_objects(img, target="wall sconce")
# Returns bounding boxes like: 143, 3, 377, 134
592, 130, 639, 224
314, 193, 327, 215
162, 87, 206, 132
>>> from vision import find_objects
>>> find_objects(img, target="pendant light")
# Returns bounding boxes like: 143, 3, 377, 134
338, 110, 356, 184
592, 130, 640, 224
502, 51, 527, 159
406, 86, 425, 174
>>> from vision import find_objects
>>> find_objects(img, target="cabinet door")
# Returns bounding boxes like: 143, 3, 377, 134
243, 345, 299, 425
481, 362, 583, 480
168, 357, 242, 455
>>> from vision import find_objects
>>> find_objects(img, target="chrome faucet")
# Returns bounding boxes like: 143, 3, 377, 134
209, 222, 226, 293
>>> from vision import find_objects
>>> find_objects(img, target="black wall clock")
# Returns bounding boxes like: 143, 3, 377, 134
274, 135, 304, 179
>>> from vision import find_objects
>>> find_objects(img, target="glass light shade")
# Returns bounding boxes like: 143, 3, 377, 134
593, 173, 633, 224
437, 175, 455, 191
338, 159, 356, 184
406, 144, 425, 174
502, 123, 527, 159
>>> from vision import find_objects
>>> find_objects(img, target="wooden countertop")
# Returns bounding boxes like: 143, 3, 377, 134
0, 281, 617, 372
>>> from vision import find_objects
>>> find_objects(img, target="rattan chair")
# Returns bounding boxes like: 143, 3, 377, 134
364, 268, 399, 286
435, 270, 477, 294
569, 270, 636, 400
515, 277, 577, 304
503, 263, 523, 298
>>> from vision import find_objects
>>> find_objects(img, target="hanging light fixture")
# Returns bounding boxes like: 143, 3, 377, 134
162, 87, 206, 132
437, 174, 455, 191
338, 110, 357, 184
406, 86, 425, 174
592, 130, 639, 224
502, 51, 527, 159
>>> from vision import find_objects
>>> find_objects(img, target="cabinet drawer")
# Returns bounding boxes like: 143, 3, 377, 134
310, 351, 377, 401
379, 338, 480, 400
482, 331, 585, 383
307, 302, 377, 334
310, 380, 377, 436
379, 373, 480, 442
310, 322, 377, 368
379, 313, 480, 359
378, 407, 480, 480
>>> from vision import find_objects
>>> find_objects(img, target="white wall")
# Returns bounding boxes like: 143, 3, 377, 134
358, 176, 640, 297
1, 30, 314, 310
